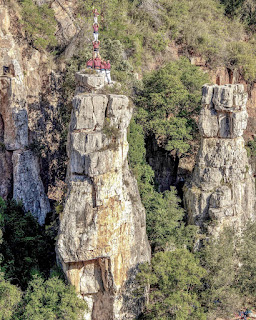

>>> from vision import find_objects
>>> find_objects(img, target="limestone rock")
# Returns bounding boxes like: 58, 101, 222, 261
12, 151, 51, 225
184, 84, 255, 235
57, 74, 150, 320
199, 84, 248, 138
75, 72, 105, 92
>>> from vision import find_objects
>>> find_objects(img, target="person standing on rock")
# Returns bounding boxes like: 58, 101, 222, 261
105, 60, 112, 84
86, 58, 93, 70
93, 23, 99, 42
100, 60, 106, 79
93, 8, 99, 23
94, 56, 101, 73
93, 40, 100, 58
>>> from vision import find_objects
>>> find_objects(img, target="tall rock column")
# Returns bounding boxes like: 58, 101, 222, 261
57, 72, 151, 320
184, 84, 255, 235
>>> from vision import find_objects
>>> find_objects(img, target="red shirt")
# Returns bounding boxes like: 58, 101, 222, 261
93, 10, 99, 16
93, 25, 99, 32
87, 59, 93, 67
93, 42, 100, 49
94, 59, 101, 68
105, 62, 111, 70
100, 63, 105, 69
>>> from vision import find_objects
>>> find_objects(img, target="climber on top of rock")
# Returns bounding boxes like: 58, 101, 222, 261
93, 23, 99, 42
105, 60, 112, 84
86, 58, 93, 69
93, 40, 100, 58
93, 56, 101, 73
93, 8, 99, 23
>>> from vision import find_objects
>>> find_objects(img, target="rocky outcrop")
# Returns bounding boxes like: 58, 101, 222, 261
184, 84, 255, 235
0, 3, 52, 223
57, 73, 150, 320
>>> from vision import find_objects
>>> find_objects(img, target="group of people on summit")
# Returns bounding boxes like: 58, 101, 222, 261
86, 8, 112, 84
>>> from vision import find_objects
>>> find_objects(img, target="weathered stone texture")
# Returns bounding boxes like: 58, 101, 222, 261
0, 5, 50, 223
184, 84, 255, 235
12, 151, 51, 225
57, 73, 150, 320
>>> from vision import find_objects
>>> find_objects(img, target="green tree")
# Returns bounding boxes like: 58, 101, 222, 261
137, 249, 206, 320
237, 221, 256, 298
18, 275, 87, 320
0, 273, 22, 320
135, 58, 209, 155
199, 229, 242, 319
0, 199, 55, 289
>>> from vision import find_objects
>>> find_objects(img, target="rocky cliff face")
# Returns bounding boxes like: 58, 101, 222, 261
0, 3, 52, 223
184, 84, 255, 235
57, 73, 151, 320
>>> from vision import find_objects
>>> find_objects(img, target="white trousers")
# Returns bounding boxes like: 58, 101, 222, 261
106, 70, 111, 84
94, 16, 98, 23
93, 32, 98, 42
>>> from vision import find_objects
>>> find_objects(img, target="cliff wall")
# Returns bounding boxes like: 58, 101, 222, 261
184, 84, 255, 235
56, 73, 151, 320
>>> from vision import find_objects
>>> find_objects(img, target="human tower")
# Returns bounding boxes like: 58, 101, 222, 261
86, 8, 112, 84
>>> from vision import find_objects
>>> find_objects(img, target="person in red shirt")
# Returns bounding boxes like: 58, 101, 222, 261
93, 8, 99, 23
105, 60, 112, 84
93, 23, 99, 42
86, 58, 93, 69
94, 56, 101, 73
100, 60, 106, 79
93, 40, 100, 58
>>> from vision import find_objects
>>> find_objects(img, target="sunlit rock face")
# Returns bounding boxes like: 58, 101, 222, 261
57, 73, 151, 320
184, 84, 255, 235
0, 4, 50, 223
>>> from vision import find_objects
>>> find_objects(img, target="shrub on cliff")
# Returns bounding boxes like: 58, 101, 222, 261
20, 0, 57, 50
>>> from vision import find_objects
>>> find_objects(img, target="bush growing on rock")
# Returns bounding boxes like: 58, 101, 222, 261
20, 0, 57, 50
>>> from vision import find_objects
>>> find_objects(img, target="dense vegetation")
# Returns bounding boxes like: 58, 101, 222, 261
20, 0, 57, 50
0, 199, 87, 320
73, 0, 256, 82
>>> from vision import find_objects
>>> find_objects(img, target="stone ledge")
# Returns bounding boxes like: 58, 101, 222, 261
75, 71, 105, 91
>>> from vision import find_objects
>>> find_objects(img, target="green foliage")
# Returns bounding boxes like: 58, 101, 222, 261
0, 199, 55, 289
246, 137, 256, 157
137, 249, 206, 320
221, 0, 256, 32
103, 118, 121, 140
236, 221, 256, 298
18, 275, 87, 320
128, 119, 197, 252
20, 0, 57, 50
135, 58, 209, 154
199, 229, 242, 319
0, 272, 22, 320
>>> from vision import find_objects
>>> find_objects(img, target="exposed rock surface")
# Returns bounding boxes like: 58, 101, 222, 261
0, 3, 52, 223
184, 84, 255, 235
57, 73, 150, 320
